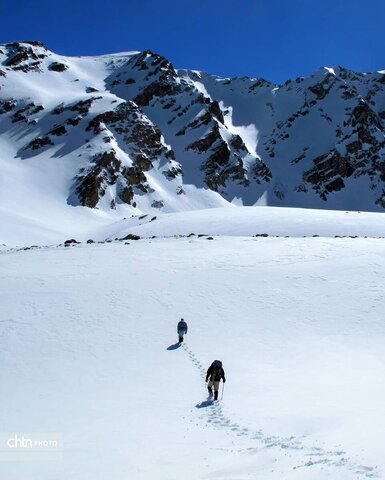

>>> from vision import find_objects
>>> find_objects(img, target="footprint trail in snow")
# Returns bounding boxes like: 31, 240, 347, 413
183, 343, 379, 479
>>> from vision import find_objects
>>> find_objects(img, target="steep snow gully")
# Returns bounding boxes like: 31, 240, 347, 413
177, 343, 378, 479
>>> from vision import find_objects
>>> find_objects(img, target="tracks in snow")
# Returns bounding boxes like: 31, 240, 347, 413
182, 343, 379, 479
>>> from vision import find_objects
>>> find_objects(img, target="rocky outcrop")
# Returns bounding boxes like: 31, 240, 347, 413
26, 136, 53, 151
2, 42, 47, 72
304, 150, 354, 200
11, 102, 43, 123
49, 62, 68, 72
52, 97, 101, 116
0, 99, 16, 114
73, 151, 122, 208
86, 100, 176, 172
69, 99, 182, 209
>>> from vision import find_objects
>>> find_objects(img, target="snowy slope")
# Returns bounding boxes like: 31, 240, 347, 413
1, 236, 384, 479
3, 204, 385, 247
98, 206, 385, 240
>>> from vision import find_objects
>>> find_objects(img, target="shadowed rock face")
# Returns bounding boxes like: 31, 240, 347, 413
3, 42, 385, 211
74, 151, 122, 208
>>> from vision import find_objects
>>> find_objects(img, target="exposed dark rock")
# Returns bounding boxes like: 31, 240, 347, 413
27, 136, 53, 150
66, 116, 81, 126
4, 51, 29, 67
325, 177, 345, 193
151, 200, 164, 208
120, 234, 140, 241
49, 62, 68, 72
162, 165, 182, 179
248, 78, 273, 91
86, 239, 95, 244
87, 101, 137, 134
52, 97, 101, 116
49, 125, 67, 136
252, 160, 272, 184
117, 186, 134, 204
208, 101, 224, 124
134, 81, 182, 106
187, 125, 221, 152
304, 150, 354, 199
64, 239, 80, 246
123, 166, 147, 185
346, 140, 361, 154
10, 102, 43, 123
309, 74, 336, 100
8, 102, 44, 123
74, 151, 121, 208
230, 135, 245, 151
22, 40, 47, 48
51, 103, 65, 115
0, 100, 16, 114
135, 155, 153, 171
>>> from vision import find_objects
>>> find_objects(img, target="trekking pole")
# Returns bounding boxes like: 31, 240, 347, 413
221, 382, 225, 400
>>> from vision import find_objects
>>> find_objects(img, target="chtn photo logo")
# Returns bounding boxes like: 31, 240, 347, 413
0, 433, 63, 461
6, 434, 59, 449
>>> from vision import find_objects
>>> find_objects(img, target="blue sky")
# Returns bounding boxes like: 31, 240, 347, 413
1, 0, 384, 83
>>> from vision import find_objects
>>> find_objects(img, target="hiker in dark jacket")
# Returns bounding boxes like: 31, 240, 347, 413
177, 318, 188, 343
206, 360, 226, 400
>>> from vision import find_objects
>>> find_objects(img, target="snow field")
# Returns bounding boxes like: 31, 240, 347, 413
0, 236, 384, 479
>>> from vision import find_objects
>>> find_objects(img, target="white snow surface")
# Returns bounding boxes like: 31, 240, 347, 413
3, 205, 385, 248
100, 206, 385, 240
1, 235, 385, 479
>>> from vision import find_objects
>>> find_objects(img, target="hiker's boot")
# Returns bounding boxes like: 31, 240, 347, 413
208, 387, 213, 397
214, 391, 218, 401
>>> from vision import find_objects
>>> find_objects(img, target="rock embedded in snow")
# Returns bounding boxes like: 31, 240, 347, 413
64, 238, 80, 246
48, 62, 68, 72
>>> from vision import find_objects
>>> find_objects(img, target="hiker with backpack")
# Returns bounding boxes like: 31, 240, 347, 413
177, 318, 188, 343
206, 360, 226, 400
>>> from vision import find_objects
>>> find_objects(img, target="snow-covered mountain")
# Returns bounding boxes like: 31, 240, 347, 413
2, 40, 385, 234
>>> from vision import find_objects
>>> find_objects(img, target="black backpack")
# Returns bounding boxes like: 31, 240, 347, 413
211, 360, 222, 381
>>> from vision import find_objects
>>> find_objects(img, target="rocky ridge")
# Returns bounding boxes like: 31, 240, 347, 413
1, 42, 385, 212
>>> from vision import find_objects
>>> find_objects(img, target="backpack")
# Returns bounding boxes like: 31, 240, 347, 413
211, 360, 222, 381
178, 321, 187, 332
